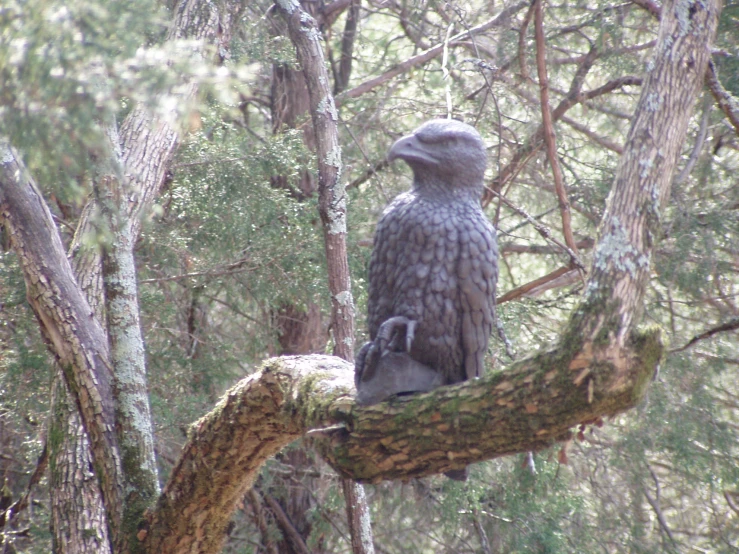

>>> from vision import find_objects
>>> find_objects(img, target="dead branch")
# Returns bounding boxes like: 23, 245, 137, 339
483, 46, 603, 206
487, 187, 586, 271
262, 492, 311, 554
0, 441, 48, 529
533, 0, 579, 258
706, 61, 739, 136
497, 266, 575, 304
560, 115, 624, 154
517, 1, 535, 81
338, 2, 527, 101
669, 317, 739, 353
500, 237, 594, 255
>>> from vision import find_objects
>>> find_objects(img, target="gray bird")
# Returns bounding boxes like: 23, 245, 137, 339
356, 119, 498, 405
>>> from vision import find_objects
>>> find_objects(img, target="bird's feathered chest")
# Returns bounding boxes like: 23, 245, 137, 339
367, 190, 497, 380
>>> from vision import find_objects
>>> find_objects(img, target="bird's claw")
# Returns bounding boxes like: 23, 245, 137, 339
376, 316, 416, 354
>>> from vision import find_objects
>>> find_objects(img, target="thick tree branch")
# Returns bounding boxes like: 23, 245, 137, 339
141, 356, 355, 553
142, 330, 661, 551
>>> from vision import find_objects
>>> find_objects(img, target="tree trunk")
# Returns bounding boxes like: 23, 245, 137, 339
276, 4, 374, 554
2, 0, 247, 550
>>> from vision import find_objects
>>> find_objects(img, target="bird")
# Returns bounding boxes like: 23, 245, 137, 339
355, 118, 498, 404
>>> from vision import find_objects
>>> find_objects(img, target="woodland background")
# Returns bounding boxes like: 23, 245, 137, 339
1, 0, 738, 552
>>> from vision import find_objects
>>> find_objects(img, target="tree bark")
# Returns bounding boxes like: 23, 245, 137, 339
49, 203, 112, 554
0, 145, 125, 549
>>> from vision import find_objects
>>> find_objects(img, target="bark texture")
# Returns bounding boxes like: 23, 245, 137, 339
581, 0, 720, 341
0, 146, 125, 547
49, 202, 111, 554
140, 356, 354, 553
49, 377, 111, 554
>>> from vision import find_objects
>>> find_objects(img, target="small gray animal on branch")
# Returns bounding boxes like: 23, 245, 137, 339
356, 119, 498, 406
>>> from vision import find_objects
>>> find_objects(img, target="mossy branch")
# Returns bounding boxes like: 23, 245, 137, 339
142, 324, 662, 551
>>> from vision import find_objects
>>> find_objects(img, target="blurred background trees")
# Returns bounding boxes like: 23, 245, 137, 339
1, 0, 738, 552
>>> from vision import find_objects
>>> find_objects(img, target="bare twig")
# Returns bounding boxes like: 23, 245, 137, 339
483, 47, 606, 207
669, 317, 739, 353
472, 509, 492, 554
338, 2, 527, 101
262, 492, 311, 554
534, 0, 579, 259
138, 257, 256, 284
487, 187, 586, 271
346, 159, 390, 190
501, 237, 594, 255
630, 0, 661, 18
560, 115, 624, 154
566, 76, 643, 113
517, 0, 535, 81
497, 266, 574, 304
0, 441, 49, 529
245, 489, 280, 554
725, 490, 739, 515
673, 94, 711, 186
644, 466, 679, 550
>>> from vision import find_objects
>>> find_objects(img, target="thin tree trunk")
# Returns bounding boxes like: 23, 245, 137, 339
275, 4, 374, 554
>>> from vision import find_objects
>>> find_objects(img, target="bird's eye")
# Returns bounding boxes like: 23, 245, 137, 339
416, 133, 445, 145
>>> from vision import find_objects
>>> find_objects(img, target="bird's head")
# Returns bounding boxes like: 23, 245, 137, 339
387, 119, 487, 194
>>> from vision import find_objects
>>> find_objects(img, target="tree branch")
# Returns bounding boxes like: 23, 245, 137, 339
669, 317, 739, 353
487, 187, 586, 271
142, 327, 661, 550
706, 60, 739, 136
497, 266, 578, 304
534, 0, 579, 258
483, 46, 605, 206
338, 1, 527, 101
0, 145, 125, 547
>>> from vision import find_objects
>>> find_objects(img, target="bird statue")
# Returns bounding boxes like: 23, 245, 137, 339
355, 119, 498, 407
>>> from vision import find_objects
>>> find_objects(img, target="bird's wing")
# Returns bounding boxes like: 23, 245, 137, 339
367, 193, 414, 339
458, 211, 498, 380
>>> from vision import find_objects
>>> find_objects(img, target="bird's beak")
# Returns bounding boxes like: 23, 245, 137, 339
388, 134, 439, 166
